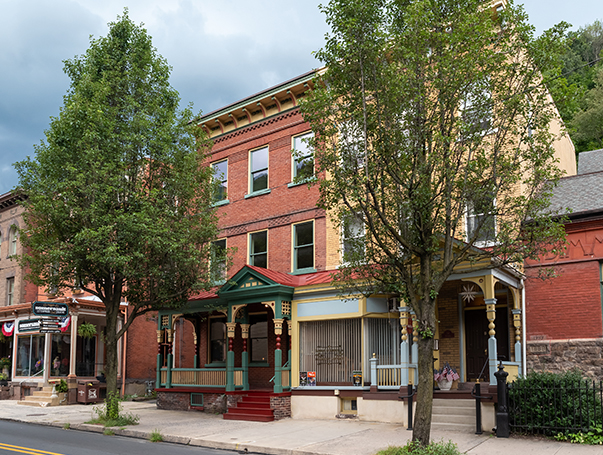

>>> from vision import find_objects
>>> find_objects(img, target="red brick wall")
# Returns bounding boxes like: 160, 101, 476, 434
211, 109, 324, 276
125, 313, 158, 380
525, 260, 602, 340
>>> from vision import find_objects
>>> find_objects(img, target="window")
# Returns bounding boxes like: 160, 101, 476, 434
249, 231, 268, 268
342, 213, 365, 262
292, 132, 314, 181
340, 397, 358, 415
466, 195, 496, 244
294, 221, 314, 272
209, 316, 226, 363
339, 121, 366, 171
16, 334, 45, 377
249, 146, 268, 193
51, 334, 70, 377
212, 160, 228, 203
211, 239, 227, 284
249, 313, 268, 363
461, 81, 492, 134
8, 225, 17, 256
6, 277, 14, 305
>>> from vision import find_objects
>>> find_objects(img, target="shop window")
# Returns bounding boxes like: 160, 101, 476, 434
250, 313, 268, 363
16, 334, 45, 377
209, 316, 226, 363
299, 318, 361, 384
51, 334, 70, 377
76, 335, 97, 376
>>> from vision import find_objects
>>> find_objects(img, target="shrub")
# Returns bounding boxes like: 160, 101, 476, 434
509, 370, 603, 437
150, 429, 163, 443
86, 392, 139, 427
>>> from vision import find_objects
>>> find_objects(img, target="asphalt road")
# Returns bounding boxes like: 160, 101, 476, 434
0, 420, 240, 455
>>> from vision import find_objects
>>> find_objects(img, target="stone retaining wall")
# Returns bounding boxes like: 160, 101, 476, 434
527, 338, 603, 378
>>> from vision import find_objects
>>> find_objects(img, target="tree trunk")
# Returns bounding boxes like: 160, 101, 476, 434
412, 335, 435, 445
104, 300, 120, 397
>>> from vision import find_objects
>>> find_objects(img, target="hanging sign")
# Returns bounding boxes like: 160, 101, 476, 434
32, 301, 69, 317
19, 319, 40, 332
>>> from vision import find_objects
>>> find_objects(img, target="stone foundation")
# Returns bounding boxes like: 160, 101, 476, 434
270, 395, 291, 420
527, 338, 603, 378
157, 391, 227, 413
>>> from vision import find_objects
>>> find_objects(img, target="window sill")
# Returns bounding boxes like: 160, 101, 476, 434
212, 199, 230, 207
249, 362, 270, 367
244, 188, 271, 199
204, 362, 226, 368
291, 267, 317, 275
288, 177, 316, 188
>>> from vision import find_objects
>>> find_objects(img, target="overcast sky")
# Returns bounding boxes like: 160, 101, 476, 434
0, 0, 600, 194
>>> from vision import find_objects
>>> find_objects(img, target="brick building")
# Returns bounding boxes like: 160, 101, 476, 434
525, 149, 603, 378
152, 68, 577, 425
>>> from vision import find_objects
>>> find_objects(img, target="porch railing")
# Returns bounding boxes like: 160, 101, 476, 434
159, 367, 244, 388
374, 363, 417, 389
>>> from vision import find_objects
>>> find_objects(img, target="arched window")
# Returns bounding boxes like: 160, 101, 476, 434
8, 225, 17, 256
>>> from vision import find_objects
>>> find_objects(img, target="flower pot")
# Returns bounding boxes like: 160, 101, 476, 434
438, 379, 452, 390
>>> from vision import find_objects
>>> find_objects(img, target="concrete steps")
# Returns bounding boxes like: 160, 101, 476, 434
17, 386, 61, 407
431, 398, 476, 433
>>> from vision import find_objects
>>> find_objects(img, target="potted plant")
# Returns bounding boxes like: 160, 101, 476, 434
0, 357, 10, 369
77, 322, 97, 339
434, 362, 459, 390
0, 373, 8, 386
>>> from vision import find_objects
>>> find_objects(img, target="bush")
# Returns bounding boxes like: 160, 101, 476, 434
376, 441, 460, 455
509, 370, 603, 437
56, 379, 68, 393
86, 392, 139, 427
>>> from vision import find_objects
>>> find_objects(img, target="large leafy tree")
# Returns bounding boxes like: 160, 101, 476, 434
15, 11, 219, 396
301, 0, 568, 444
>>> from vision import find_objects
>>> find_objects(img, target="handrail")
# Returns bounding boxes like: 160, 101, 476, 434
398, 384, 416, 431
19, 368, 44, 385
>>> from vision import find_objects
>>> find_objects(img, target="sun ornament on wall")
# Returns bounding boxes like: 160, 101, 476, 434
460, 285, 479, 303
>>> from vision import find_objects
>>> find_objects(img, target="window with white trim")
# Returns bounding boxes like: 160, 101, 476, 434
342, 213, 365, 262
249, 146, 268, 193
461, 81, 492, 134
249, 231, 268, 268
293, 221, 314, 272
6, 277, 14, 305
466, 195, 496, 244
292, 132, 314, 181
212, 160, 228, 202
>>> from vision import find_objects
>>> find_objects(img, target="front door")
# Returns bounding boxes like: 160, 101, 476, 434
465, 307, 508, 381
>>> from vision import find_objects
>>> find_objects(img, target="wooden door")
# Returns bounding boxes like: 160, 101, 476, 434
465, 307, 508, 382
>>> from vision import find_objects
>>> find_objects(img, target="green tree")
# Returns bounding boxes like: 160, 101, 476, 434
15, 11, 220, 397
301, 0, 568, 444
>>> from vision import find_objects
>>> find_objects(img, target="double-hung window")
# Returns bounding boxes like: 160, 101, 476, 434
212, 160, 228, 203
292, 132, 314, 182
293, 221, 314, 272
466, 195, 496, 245
211, 239, 227, 284
249, 146, 269, 194
342, 213, 365, 262
461, 80, 492, 135
6, 277, 14, 305
209, 316, 226, 363
8, 225, 17, 256
249, 231, 268, 268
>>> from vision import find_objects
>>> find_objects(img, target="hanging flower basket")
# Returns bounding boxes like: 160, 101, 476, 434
78, 322, 97, 339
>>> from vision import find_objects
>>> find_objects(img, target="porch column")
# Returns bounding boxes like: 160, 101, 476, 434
240, 324, 250, 391
156, 329, 163, 388
486, 299, 498, 385
166, 328, 173, 389
193, 328, 198, 369
68, 313, 78, 378
410, 310, 419, 384
225, 322, 237, 392
399, 306, 411, 386
273, 318, 284, 393
512, 309, 522, 375
287, 321, 292, 389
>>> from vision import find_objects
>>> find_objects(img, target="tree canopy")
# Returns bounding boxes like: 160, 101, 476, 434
301, 0, 569, 444
15, 11, 220, 395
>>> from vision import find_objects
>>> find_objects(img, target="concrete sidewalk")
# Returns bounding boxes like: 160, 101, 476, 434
0, 400, 599, 455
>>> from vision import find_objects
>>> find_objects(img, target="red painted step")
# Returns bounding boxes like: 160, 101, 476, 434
223, 392, 275, 422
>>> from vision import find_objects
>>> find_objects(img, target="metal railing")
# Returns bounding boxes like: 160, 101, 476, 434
508, 377, 603, 435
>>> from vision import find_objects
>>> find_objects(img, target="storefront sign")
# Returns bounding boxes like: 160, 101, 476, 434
32, 301, 69, 317
18, 319, 40, 332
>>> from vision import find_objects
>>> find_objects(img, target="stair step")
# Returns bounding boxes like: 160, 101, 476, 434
432, 414, 474, 425
432, 398, 474, 407
432, 406, 475, 416
223, 412, 274, 422
238, 401, 271, 409
431, 422, 476, 433
227, 406, 274, 416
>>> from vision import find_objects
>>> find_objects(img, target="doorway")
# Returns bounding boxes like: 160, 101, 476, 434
465, 306, 508, 382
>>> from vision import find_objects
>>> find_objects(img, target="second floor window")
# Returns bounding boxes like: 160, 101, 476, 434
342, 213, 365, 262
6, 277, 14, 305
293, 132, 314, 181
249, 231, 268, 268
212, 160, 228, 202
466, 195, 496, 244
294, 221, 314, 272
211, 239, 227, 284
250, 146, 268, 193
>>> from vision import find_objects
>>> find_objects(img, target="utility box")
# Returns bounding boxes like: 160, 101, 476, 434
77, 380, 101, 404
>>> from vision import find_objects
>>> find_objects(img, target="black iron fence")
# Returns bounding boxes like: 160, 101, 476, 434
508, 375, 603, 435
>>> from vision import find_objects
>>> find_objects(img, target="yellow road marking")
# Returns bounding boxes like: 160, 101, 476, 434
0, 443, 65, 455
